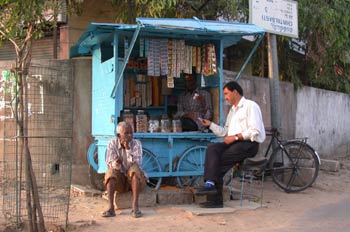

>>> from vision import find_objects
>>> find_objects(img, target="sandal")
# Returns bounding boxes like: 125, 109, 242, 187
131, 209, 142, 218
102, 209, 116, 217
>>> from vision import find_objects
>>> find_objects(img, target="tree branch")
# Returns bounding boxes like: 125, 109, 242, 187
190, 0, 212, 13
0, 23, 21, 52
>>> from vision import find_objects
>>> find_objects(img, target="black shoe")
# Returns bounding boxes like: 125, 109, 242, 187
199, 201, 224, 208
195, 185, 218, 196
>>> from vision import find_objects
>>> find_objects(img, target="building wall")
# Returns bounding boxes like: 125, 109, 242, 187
0, 37, 57, 61
61, 0, 120, 59
0, 0, 123, 60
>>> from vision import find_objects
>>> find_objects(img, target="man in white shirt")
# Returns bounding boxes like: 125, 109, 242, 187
197, 81, 266, 208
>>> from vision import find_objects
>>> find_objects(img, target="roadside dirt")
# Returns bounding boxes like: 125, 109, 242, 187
1, 156, 350, 232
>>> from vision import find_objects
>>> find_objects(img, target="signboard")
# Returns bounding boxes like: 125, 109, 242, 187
249, 0, 298, 38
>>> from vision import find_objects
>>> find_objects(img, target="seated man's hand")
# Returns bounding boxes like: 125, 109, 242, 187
122, 141, 130, 150
224, 136, 233, 144
224, 136, 239, 144
198, 118, 211, 127
112, 158, 122, 169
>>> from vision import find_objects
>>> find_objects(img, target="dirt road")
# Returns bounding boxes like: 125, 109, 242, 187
2, 157, 350, 232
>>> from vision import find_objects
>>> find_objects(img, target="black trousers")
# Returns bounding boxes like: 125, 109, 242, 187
204, 141, 259, 184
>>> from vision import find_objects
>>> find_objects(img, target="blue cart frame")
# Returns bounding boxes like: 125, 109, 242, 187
71, 18, 265, 190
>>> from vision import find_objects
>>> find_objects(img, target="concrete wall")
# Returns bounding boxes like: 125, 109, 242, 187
295, 87, 350, 158
71, 58, 93, 185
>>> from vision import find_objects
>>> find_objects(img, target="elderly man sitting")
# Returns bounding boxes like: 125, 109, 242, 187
102, 121, 147, 218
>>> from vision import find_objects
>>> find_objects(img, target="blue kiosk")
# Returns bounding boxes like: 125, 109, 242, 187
70, 18, 265, 190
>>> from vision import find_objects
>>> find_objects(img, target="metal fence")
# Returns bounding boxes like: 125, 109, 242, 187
1, 62, 73, 230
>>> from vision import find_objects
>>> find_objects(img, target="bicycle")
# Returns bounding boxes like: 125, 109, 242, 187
263, 128, 320, 192
226, 128, 321, 193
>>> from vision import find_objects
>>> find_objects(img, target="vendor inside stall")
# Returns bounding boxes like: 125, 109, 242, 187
174, 73, 213, 131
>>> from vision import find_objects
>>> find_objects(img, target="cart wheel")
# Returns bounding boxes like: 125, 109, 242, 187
176, 145, 207, 188
142, 148, 162, 190
88, 143, 106, 191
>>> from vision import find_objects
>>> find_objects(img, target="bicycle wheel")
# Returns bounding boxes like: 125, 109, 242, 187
270, 141, 320, 193
142, 148, 162, 190
176, 145, 207, 188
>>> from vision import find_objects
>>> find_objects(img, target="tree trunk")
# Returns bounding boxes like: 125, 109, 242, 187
16, 42, 46, 232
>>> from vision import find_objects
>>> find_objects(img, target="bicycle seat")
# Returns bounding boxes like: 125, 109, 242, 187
265, 127, 278, 136
242, 156, 268, 169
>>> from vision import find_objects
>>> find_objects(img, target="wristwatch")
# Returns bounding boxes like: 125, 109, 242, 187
234, 135, 239, 141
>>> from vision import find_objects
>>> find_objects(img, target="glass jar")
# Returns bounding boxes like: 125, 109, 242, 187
172, 119, 182, 132
136, 110, 148, 132
160, 115, 171, 133
122, 109, 134, 132
148, 117, 160, 133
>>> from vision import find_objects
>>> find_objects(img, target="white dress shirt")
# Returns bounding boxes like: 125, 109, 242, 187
209, 97, 266, 143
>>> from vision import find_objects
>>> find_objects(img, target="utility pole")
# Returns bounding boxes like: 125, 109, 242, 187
267, 33, 281, 131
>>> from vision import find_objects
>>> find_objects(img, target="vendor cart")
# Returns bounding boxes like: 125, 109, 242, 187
70, 18, 265, 190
